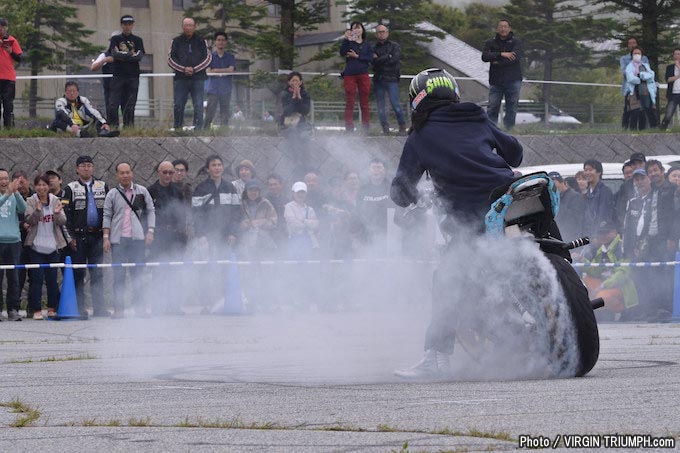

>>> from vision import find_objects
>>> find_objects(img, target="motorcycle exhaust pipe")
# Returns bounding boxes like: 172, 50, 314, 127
590, 297, 605, 310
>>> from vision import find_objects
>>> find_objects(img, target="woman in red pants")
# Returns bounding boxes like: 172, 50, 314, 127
340, 21, 374, 132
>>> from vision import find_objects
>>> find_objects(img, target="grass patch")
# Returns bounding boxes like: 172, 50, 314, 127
1, 398, 42, 427
320, 423, 366, 432
128, 416, 152, 427
9, 354, 98, 364
377, 423, 397, 432
432, 427, 513, 441
175, 416, 278, 430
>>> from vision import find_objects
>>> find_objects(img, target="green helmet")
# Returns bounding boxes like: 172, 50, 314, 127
408, 68, 460, 111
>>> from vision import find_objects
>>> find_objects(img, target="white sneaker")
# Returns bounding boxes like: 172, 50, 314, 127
168, 127, 176, 132
182, 125, 195, 132
394, 349, 450, 379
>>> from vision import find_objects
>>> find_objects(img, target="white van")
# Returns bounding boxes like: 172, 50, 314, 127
515, 155, 680, 193
480, 100, 581, 126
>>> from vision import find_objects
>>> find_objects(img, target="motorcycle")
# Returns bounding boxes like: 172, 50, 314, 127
404, 172, 602, 378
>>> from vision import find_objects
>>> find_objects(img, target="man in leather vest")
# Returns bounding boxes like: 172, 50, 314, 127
63, 155, 109, 317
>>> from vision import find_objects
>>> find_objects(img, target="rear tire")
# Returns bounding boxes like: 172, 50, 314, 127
545, 253, 599, 377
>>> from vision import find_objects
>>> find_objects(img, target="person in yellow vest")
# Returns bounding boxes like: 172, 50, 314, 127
582, 220, 639, 318
51, 81, 118, 137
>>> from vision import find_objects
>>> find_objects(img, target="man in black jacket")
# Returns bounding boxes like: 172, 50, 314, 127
191, 155, 241, 247
148, 161, 188, 314
108, 15, 144, 129
372, 25, 406, 134
167, 17, 212, 130
661, 48, 680, 130
481, 19, 523, 130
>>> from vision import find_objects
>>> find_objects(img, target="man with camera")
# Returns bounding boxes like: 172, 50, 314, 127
0, 18, 22, 129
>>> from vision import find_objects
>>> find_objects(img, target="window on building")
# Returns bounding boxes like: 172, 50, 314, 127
122, 0, 149, 7
173, 0, 195, 9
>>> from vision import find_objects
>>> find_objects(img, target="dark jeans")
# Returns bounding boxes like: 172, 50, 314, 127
149, 233, 186, 314
18, 244, 32, 308
0, 242, 22, 312
28, 249, 61, 312
205, 92, 231, 127
51, 115, 105, 137
173, 78, 205, 129
111, 238, 146, 313
71, 233, 105, 315
373, 79, 405, 128
487, 80, 522, 129
0, 80, 16, 128
661, 93, 680, 129
108, 76, 140, 128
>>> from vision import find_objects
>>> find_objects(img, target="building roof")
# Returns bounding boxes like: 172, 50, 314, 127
580, 38, 620, 54
417, 21, 490, 88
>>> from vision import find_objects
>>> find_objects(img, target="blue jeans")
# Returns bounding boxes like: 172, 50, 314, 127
173, 78, 205, 129
373, 79, 405, 128
28, 249, 61, 312
487, 81, 522, 129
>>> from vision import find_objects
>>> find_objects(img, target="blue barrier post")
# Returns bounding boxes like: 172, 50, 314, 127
672, 251, 680, 322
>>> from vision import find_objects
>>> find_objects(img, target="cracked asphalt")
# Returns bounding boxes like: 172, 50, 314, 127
1, 310, 679, 452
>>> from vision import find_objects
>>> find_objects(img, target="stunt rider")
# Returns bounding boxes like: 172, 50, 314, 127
390, 68, 524, 378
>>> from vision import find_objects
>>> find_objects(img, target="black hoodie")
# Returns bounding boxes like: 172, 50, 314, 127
391, 102, 523, 221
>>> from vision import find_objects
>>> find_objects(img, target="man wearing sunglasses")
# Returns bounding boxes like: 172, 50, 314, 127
148, 161, 188, 315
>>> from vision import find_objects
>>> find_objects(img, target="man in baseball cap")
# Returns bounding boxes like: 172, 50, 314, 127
107, 13, 144, 129
547, 171, 563, 182
629, 152, 646, 168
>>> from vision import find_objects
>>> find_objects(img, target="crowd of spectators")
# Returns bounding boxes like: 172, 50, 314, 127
549, 152, 680, 322
48, 16, 408, 136
0, 154, 414, 320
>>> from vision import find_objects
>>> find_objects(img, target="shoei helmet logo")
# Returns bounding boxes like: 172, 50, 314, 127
411, 89, 427, 110
425, 76, 455, 94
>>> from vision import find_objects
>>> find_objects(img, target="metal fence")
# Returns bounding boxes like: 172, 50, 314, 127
10, 72, 677, 130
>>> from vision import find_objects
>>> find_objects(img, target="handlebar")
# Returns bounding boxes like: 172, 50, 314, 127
535, 236, 590, 251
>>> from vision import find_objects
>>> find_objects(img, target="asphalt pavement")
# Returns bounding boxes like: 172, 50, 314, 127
0, 310, 679, 452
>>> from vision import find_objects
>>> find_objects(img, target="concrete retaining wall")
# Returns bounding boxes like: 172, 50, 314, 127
1, 134, 678, 187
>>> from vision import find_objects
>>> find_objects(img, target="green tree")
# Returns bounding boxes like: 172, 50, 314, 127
596, 0, 680, 75
337, 0, 445, 75
184, 0, 269, 53
425, 2, 505, 51
0, 0, 98, 117
186, 0, 331, 71
504, 0, 616, 104
258, 0, 332, 70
